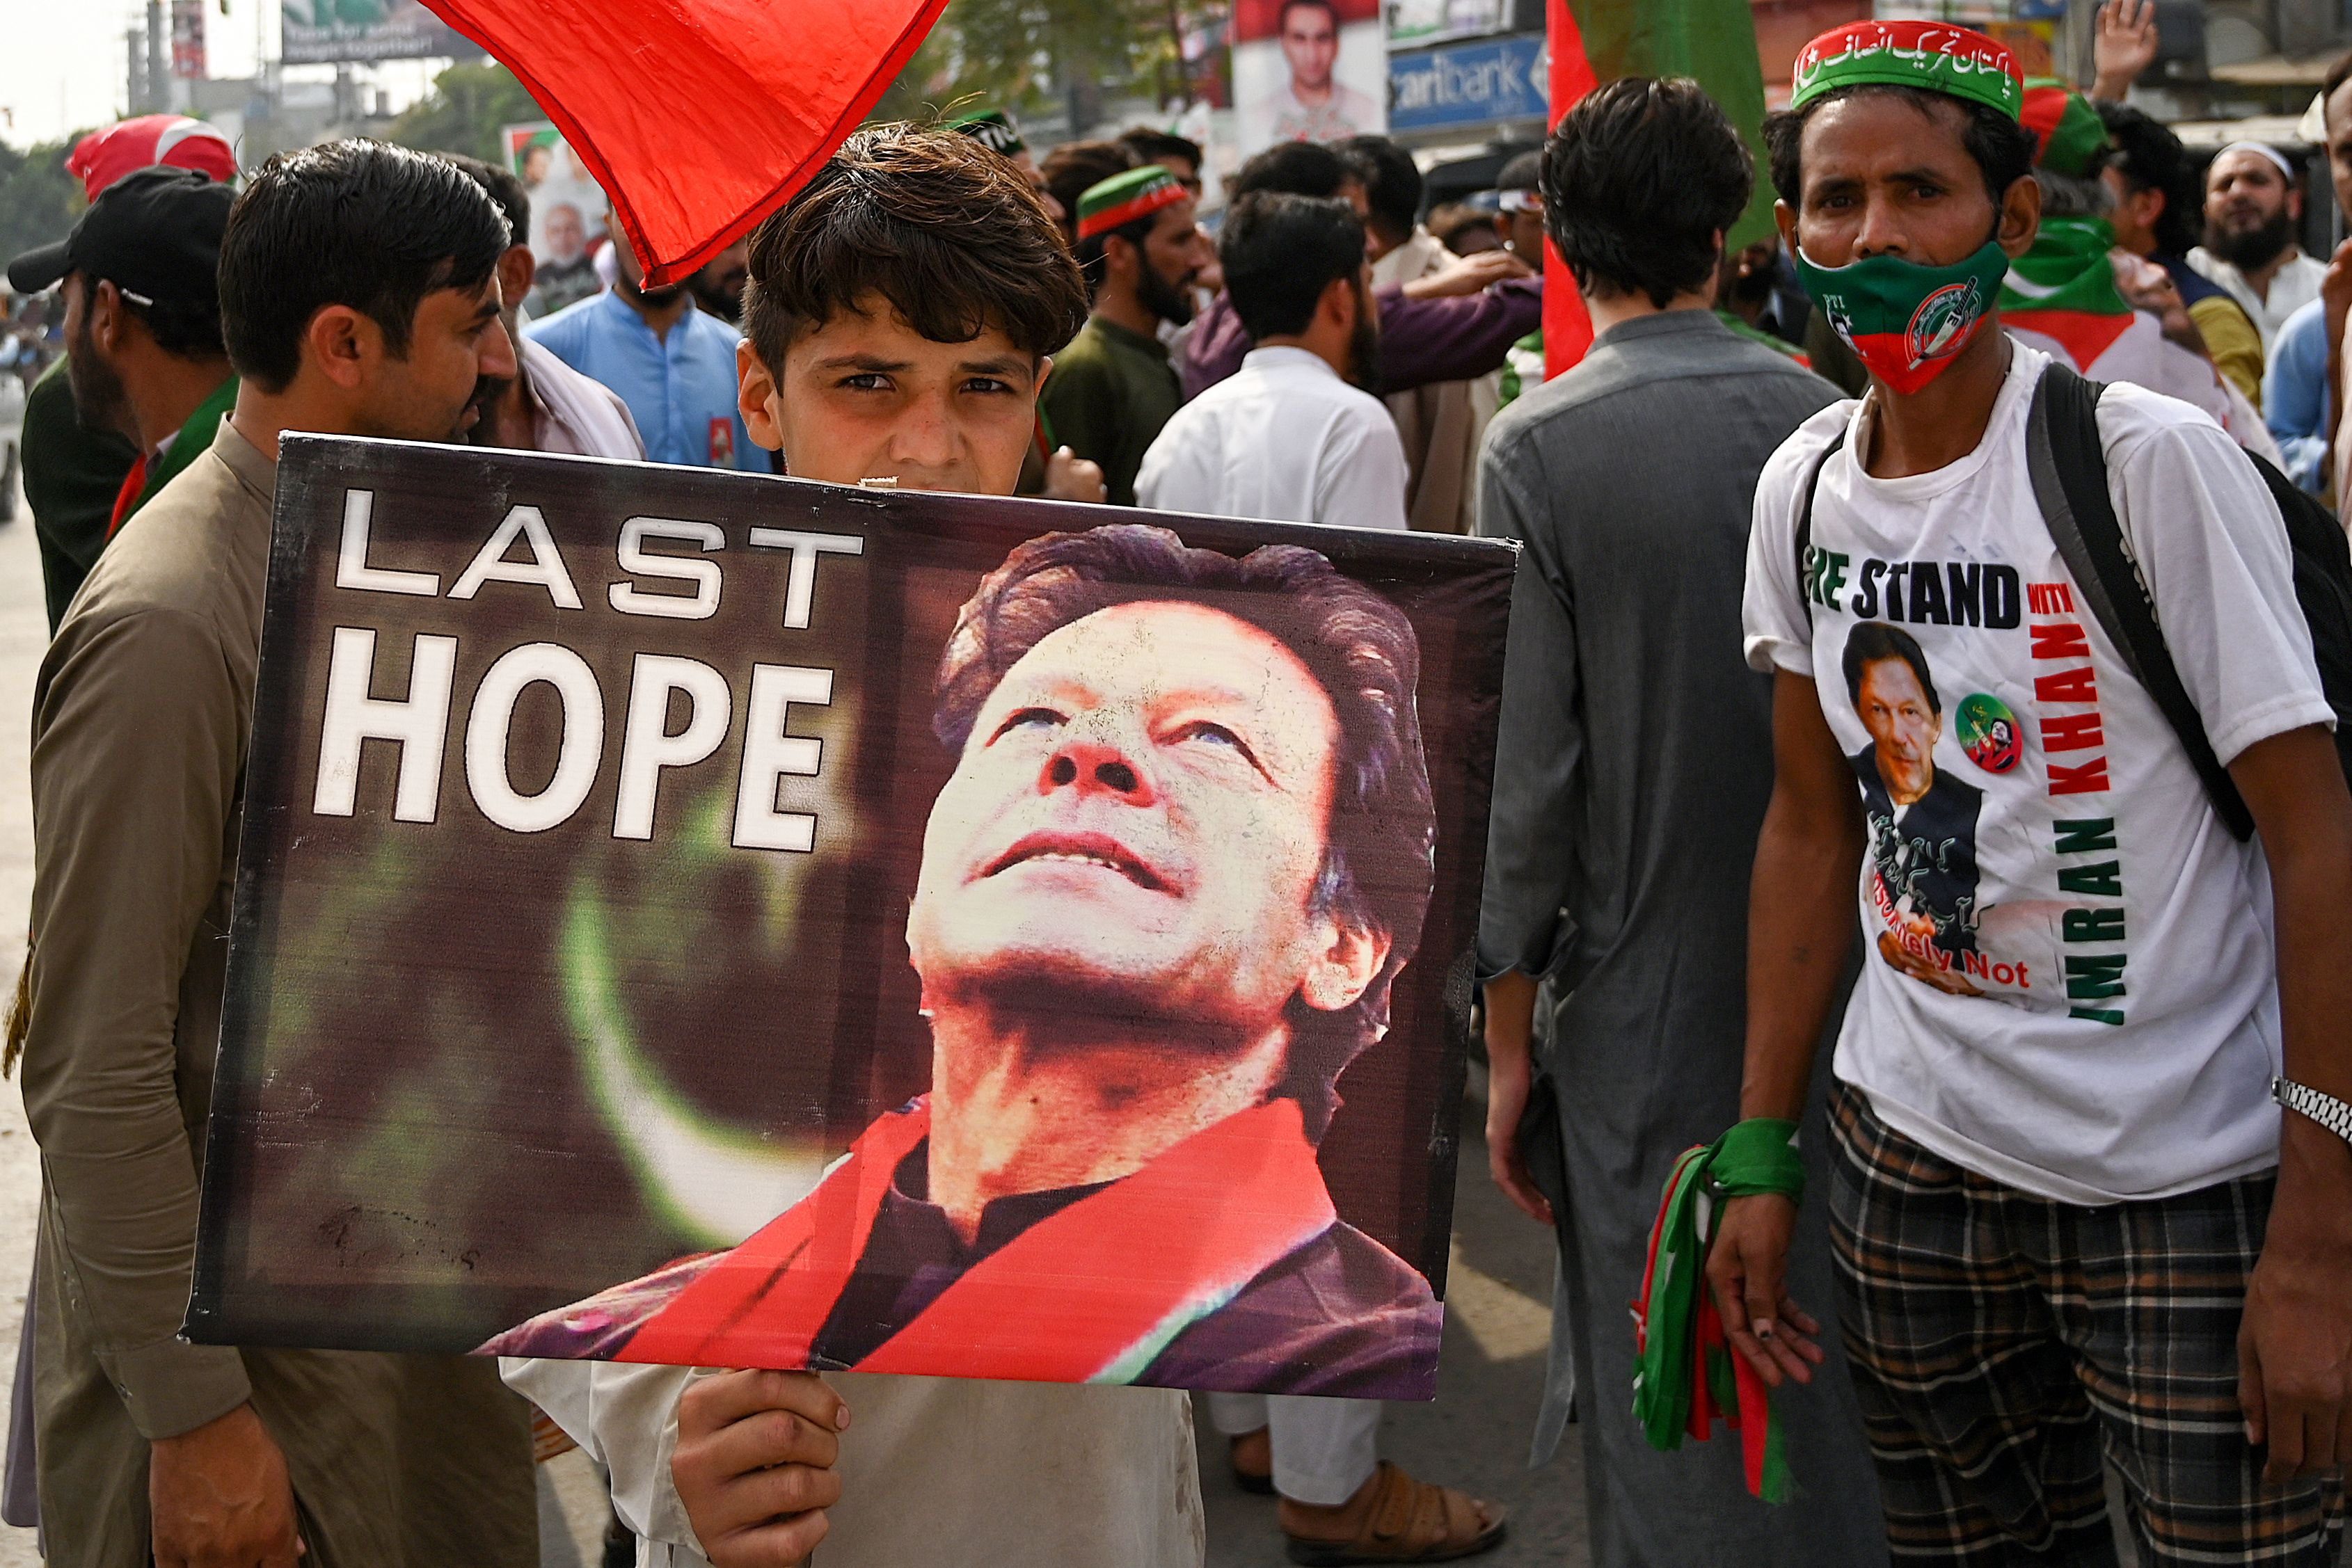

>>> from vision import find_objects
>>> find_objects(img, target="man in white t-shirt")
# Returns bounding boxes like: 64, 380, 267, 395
1137, 190, 1507, 1567
1712, 22, 2352, 1565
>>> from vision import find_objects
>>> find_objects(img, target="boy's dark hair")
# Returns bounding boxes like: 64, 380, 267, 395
1231, 139, 1354, 201
1118, 126, 1204, 177
742, 122, 1087, 371
1042, 139, 1137, 236
1763, 85, 2036, 211
1220, 191, 1364, 340
1340, 134, 1422, 243
1842, 621, 1941, 712
1543, 77, 1751, 308
443, 152, 530, 246
1496, 150, 1542, 193
2096, 101, 2200, 255
218, 139, 509, 394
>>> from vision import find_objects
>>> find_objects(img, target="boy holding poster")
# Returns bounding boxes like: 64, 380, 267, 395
498, 123, 1212, 1568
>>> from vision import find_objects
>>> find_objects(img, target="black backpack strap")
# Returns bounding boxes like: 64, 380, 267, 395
1793, 426, 1841, 622
2025, 361, 2256, 840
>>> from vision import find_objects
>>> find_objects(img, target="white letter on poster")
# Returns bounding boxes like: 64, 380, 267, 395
733, 664, 834, 852
334, 490, 439, 596
745, 528, 863, 629
466, 643, 605, 833
612, 655, 733, 840
450, 506, 585, 609
610, 518, 724, 620
312, 627, 457, 821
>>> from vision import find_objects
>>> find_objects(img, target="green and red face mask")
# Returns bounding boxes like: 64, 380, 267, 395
1793, 237, 2010, 396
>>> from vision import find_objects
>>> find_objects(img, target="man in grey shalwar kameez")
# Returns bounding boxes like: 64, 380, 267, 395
1474, 78, 1887, 1568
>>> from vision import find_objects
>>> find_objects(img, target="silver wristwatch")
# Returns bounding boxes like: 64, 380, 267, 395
2273, 1077, 2352, 1144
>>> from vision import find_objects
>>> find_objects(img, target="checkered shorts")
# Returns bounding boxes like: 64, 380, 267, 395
1827, 1081, 2346, 1566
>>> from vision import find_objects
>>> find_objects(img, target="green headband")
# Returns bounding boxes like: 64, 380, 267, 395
1790, 21, 2024, 121
1077, 166, 1185, 241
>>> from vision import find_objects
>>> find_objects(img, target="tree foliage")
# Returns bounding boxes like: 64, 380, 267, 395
0, 136, 88, 271
386, 61, 548, 162
881, 0, 1217, 125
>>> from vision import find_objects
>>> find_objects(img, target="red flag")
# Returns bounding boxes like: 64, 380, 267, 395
1543, 0, 1597, 378
419, 0, 951, 287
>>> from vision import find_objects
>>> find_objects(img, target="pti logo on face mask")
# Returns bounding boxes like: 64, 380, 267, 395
1906, 280, 1985, 370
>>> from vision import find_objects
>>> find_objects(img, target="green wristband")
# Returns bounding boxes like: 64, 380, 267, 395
1709, 1118, 1806, 1204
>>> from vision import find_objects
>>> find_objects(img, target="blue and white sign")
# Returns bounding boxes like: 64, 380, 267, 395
1388, 33, 1546, 135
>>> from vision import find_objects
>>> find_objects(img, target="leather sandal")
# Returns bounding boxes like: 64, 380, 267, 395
1282, 1461, 1507, 1565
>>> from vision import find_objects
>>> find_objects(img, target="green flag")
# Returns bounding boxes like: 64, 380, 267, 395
1566, 0, 1778, 247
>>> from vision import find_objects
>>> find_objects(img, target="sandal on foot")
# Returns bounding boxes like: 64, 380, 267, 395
1282, 1462, 1507, 1565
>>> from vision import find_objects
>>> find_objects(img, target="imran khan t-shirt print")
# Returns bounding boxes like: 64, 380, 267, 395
1742, 344, 2333, 1205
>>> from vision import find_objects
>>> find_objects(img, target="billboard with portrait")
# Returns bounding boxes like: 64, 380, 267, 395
186, 438, 1513, 1401
280, 0, 481, 65
502, 121, 608, 317
1233, 0, 1388, 157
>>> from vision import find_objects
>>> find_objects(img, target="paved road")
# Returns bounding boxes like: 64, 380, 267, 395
1200, 1069, 1588, 1568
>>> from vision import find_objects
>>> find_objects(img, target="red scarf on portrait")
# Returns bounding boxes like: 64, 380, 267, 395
619, 1095, 1339, 1382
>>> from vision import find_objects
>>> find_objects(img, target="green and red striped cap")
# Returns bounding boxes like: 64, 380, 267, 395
2019, 79, 2111, 177
1076, 166, 1187, 241
1790, 20, 2024, 120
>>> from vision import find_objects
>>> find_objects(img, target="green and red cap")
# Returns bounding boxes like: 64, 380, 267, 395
2019, 79, 2110, 177
1076, 166, 1187, 242
948, 108, 1028, 159
1790, 20, 2024, 121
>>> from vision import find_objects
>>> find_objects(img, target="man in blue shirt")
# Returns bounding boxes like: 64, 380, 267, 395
2265, 298, 2330, 494
527, 213, 756, 470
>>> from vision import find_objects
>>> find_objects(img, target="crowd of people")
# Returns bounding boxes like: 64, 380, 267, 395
0, 3, 2349, 1565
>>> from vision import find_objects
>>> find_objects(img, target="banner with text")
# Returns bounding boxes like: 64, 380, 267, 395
188, 438, 1513, 1400
280, 0, 480, 65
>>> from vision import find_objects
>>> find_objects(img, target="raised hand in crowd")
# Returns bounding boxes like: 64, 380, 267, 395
1403, 246, 1532, 301
672, 1369, 848, 1567
149, 1402, 305, 1568
2092, 0, 2160, 102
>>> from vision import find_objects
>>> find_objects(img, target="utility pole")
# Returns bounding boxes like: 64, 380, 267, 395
146, 0, 168, 113
127, 24, 150, 116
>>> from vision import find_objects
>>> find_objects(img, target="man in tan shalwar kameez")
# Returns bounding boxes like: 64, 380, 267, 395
1347, 135, 1503, 535
19, 140, 538, 1568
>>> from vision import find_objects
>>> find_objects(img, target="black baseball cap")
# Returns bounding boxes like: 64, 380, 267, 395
6, 166, 232, 307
